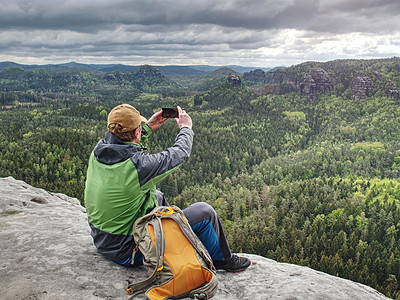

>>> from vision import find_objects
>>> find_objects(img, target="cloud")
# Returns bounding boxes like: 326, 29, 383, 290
3, 0, 400, 33
0, 0, 399, 66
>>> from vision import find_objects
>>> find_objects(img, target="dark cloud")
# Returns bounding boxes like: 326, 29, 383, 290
0, 0, 399, 66
2, 0, 399, 33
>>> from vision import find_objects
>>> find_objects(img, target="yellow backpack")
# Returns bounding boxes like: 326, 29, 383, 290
126, 206, 218, 299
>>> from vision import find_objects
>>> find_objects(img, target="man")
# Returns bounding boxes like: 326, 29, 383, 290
85, 103, 250, 272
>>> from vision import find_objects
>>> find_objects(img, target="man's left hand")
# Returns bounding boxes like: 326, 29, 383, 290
146, 111, 168, 131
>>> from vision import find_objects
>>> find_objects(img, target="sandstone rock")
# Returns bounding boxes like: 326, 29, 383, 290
310, 67, 333, 93
387, 89, 400, 101
243, 69, 266, 82
228, 74, 241, 87
264, 67, 332, 100
0, 177, 390, 300
299, 68, 333, 100
352, 76, 374, 99
264, 69, 298, 87
134, 65, 164, 80
299, 75, 317, 98
104, 71, 126, 82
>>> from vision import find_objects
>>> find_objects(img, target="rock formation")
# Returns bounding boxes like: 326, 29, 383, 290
133, 65, 164, 80
387, 89, 400, 101
243, 69, 266, 82
104, 70, 126, 82
228, 74, 242, 87
299, 75, 317, 99
264, 68, 298, 87
262, 67, 333, 100
0, 177, 390, 300
299, 68, 333, 100
352, 76, 375, 99
311, 67, 333, 93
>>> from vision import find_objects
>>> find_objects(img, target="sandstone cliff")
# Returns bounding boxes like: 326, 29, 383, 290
244, 58, 400, 101
0, 177, 390, 300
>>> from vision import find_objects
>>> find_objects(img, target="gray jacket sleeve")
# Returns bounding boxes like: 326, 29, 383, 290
131, 127, 194, 187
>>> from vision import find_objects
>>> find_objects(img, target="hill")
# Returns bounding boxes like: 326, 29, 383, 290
191, 67, 241, 91
0, 64, 182, 97
0, 61, 266, 76
244, 57, 400, 100
129, 65, 181, 92
194, 74, 255, 107
190, 65, 270, 74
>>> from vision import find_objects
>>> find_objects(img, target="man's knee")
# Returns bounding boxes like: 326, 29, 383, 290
194, 202, 215, 216
183, 202, 217, 226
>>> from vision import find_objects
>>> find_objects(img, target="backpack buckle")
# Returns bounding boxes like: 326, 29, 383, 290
155, 207, 175, 216
192, 293, 208, 299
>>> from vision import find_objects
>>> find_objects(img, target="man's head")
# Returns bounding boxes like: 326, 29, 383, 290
107, 104, 147, 142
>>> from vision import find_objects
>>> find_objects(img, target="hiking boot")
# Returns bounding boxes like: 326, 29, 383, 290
213, 254, 251, 273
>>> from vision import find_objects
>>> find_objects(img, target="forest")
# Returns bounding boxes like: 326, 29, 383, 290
1, 57, 400, 298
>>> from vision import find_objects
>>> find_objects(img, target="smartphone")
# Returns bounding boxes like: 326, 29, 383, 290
162, 108, 178, 118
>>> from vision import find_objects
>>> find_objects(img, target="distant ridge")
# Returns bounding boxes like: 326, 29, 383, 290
0, 61, 49, 71
0, 61, 271, 76
190, 65, 270, 74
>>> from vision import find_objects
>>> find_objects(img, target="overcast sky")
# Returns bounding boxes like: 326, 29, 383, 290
0, 0, 399, 67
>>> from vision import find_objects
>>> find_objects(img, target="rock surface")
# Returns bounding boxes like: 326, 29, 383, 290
263, 67, 333, 100
264, 69, 298, 87
299, 68, 333, 100
352, 76, 375, 99
387, 89, 400, 101
228, 74, 242, 87
243, 69, 266, 82
0, 177, 390, 300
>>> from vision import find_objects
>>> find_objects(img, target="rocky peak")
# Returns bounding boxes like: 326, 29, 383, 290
310, 68, 332, 89
264, 68, 298, 86
387, 89, 400, 101
104, 70, 126, 81
299, 74, 317, 98
265, 67, 332, 100
300, 67, 333, 100
210, 68, 238, 78
228, 74, 242, 87
243, 69, 266, 82
352, 76, 374, 99
134, 65, 164, 79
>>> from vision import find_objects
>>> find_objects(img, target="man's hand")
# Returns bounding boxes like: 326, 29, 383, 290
146, 111, 168, 131
175, 106, 192, 129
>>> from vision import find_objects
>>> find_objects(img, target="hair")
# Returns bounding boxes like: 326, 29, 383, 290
108, 123, 138, 141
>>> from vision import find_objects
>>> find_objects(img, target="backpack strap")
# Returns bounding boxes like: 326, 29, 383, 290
170, 212, 214, 267
168, 210, 218, 299
126, 217, 165, 298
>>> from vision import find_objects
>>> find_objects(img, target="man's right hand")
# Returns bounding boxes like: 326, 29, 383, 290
146, 111, 168, 131
175, 106, 192, 129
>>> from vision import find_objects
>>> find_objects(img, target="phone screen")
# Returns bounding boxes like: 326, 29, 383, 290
162, 108, 178, 118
